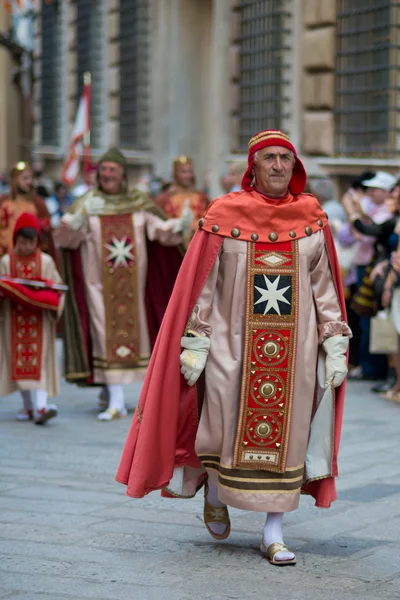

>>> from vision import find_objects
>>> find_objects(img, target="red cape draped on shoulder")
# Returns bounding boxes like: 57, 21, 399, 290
116, 224, 347, 508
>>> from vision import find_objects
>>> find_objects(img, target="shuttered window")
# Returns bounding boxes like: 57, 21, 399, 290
235, 1, 290, 152
76, 0, 106, 150
40, 1, 62, 146
119, 0, 150, 150
336, 1, 399, 155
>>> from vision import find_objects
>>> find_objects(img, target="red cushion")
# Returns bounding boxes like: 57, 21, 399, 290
0, 279, 59, 311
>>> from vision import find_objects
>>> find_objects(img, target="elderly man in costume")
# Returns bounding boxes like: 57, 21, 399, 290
55, 148, 192, 421
117, 130, 351, 565
156, 156, 209, 247
0, 162, 57, 262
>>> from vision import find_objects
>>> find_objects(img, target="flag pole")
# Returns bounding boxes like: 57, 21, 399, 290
83, 71, 91, 179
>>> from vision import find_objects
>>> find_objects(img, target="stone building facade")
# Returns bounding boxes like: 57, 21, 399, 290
32, 0, 400, 196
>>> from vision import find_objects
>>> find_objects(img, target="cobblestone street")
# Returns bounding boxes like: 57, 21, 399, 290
1, 374, 400, 600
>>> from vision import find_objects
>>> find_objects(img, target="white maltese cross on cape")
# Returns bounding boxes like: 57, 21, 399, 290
105, 235, 135, 271
253, 274, 292, 316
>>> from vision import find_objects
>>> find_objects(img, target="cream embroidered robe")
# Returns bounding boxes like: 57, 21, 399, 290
55, 211, 182, 384
0, 252, 64, 397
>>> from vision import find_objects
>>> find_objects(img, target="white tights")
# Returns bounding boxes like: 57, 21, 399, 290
206, 480, 295, 560
20, 390, 48, 412
107, 384, 125, 412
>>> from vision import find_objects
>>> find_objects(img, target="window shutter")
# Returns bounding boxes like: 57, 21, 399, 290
119, 0, 150, 150
336, 2, 396, 155
41, 0, 62, 146
235, 1, 290, 152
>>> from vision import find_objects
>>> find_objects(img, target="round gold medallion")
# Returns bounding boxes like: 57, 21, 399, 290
317, 219, 323, 227
260, 382, 276, 399
263, 341, 279, 358
255, 422, 272, 438
251, 233, 259, 242
305, 226, 312, 236
269, 232, 278, 242
198, 218, 205, 228
211, 225, 220, 233
289, 230, 296, 238
231, 228, 241, 238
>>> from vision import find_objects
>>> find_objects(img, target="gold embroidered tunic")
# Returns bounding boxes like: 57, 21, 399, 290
190, 231, 351, 512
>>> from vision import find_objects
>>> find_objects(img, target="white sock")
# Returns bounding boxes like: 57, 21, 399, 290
263, 512, 295, 561
20, 390, 33, 412
35, 389, 48, 412
206, 479, 227, 536
107, 384, 125, 412
207, 479, 224, 506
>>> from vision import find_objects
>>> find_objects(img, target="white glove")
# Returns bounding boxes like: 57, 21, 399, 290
62, 210, 85, 232
322, 336, 349, 388
83, 194, 105, 216
180, 335, 210, 386
173, 199, 193, 235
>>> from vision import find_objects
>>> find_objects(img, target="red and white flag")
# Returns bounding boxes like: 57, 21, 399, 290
61, 78, 91, 186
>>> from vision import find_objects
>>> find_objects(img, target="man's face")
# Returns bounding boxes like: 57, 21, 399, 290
252, 145, 294, 198
98, 161, 124, 194
175, 163, 194, 188
369, 187, 388, 205
17, 169, 33, 194
14, 235, 38, 256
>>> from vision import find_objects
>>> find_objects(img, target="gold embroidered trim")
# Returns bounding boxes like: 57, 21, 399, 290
136, 403, 143, 424
100, 214, 141, 367
233, 241, 299, 473
249, 131, 291, 148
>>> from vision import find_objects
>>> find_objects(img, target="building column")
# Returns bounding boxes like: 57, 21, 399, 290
206, 0, 231, 199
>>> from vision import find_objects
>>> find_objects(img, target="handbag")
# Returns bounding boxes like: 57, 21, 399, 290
369, 310, 399, 354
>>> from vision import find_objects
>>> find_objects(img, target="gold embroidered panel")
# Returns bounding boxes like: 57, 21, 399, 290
10, 252, 43, 380
100, 214, 140, 368
234, 241, 299, 472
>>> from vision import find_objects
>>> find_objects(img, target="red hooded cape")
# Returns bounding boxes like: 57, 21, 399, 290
116, 218, 347, 509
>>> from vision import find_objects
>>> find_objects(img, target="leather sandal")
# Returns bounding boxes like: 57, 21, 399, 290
382, 389, 400, 403
203, 481, 231, 540
260, 540, 296, 566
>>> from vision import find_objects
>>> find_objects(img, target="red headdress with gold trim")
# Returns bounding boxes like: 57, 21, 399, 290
241, 129, 307, 195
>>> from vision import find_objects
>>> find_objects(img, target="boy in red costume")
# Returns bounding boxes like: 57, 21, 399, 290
0, 213, 64, 424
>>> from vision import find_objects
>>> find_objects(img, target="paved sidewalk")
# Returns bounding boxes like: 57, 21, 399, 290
1, 378, 400, 600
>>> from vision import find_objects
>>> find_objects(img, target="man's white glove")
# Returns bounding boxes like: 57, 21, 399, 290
83, 194, 105, 216
180, 335, 210, 386
173, 199, 193, 236
62, 210, 85, 232
322, 336, 349, 388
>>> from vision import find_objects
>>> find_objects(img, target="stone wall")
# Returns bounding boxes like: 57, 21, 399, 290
301, 0, 336, 157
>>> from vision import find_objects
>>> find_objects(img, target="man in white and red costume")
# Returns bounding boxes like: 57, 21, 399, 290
0, 213, 64, 424
117, 130, 351, 565
55, 148, 191, 421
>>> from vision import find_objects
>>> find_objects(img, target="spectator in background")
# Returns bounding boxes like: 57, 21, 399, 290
45, 182, 74, 228
311, 178, 347, 223
340, 171, 396, 381
72, 164, 98, 198
220, 161, 248, 194
347, 179, 400, 396
31, 158, 52, 198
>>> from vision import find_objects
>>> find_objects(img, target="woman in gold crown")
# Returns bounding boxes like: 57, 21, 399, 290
156, 156, 209, 247
0, 162, 56, 262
